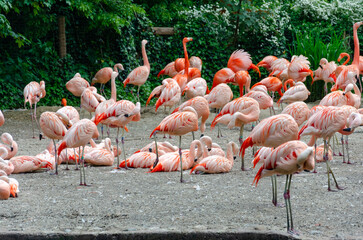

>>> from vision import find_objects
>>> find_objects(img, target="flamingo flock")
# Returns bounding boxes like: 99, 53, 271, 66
0, 22, 363, 235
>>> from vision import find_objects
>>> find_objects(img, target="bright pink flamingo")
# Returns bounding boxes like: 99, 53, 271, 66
312, 58, 337, 94
158, 56, 202, 79
299, 106, 359, 190
229, 70, 251, 96
172, 96, 210, 138
269, 58, 290, 80
211, 68, 235, 90
57, 119, 99, 185
0, 133, 18, 160
0, 110, 4, 127
178, 67, 202, 82
190, 141, 238, 174
146, 78, 181, 113
39, 111, 71, 174
94, 100, 140, 169
251, 77, 283, 99
24, 80, 46, 138
281, 101, 310, 127
211, 97, 260, 170
253, 140, 314, 234
351, 22, 363, 82
149, 139, 203, 173
287, 55, 314, 82
257, 55, 278, 72
123, 40, 150, 102
277, 80, 310, 106
92, 63, 123, 95
338, 52, 350, 65
227, 49, 260, 77
182, 77, 209, 99
173, 38, 193, 91
149, 107, 198, 182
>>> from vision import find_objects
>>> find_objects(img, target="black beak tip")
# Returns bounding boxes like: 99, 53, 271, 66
194, 158, 198, 162
233, 156, 237, 160
304, 169, 310, 172
200, 134, 204, 138
10, 147, 14, 152
148, 148, 152, 152
124, 114, 129, 117
208, 148, 211, 151
343, 128, 351, 132
39, 133, 43, 140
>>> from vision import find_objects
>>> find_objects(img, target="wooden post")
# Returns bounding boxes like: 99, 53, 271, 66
152, 27, 174, 36
58, 16, 66, 58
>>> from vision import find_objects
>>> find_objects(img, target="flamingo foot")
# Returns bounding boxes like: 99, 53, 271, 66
312, 169, 317, 173
241, 167, 251, 171
113, 167, 121, 170
79, 183, 85, 186
272, 200, 285, 207
342, 160, 346, 163
74, 167, 79, 171
49, 171, 58, 175
339, 152, 343, 156
65, 167, 70, 170
336, 185, 346, 191
288, 229, 300, 236
347, 161, 353, 164
84, 183, 92, 187
333, 152, 338, 156
328, 187, 337, 192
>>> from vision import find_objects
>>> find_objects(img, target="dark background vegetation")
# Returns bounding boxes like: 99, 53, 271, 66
0, 0, 362, 109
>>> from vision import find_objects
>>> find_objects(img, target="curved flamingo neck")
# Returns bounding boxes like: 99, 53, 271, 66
110, 75, 117, 102
226, 143, 233, 161
183, 41, 190, 76
284, 79, 294, 91
353, 23, 361, 66
340, 53, 350, 65
189, 140, 202, 161
142, 42, 150, 69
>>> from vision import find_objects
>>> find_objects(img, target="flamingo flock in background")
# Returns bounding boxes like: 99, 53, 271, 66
1, 21, 363, 236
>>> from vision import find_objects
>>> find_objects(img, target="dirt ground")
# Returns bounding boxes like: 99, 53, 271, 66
0, 104, 362, 239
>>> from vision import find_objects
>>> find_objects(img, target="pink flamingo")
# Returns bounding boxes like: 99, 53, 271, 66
57, 119, 99, 185
173, 38, 193, 91
119, 152, 157, 168
0, 133, 18, 160
312, 58, 337, 94
146, 78, 181, 113
227, 49, 260, 77
9, 155, 49, 174
134, 141, 178, 156
211, 68, 235, 90
94, 100, 141, 169
190, 141, 238, 174
0, 175, 10, 200
0, 148, 14, 175
123, 40, 150, 102
229, 70, 251, 97
157, 61, 178, 78
299, 106, 359, 189
338, 52, 350, 65
287, 55, 314, 82
243, 87, 274, 114
182, 77, 209, 99
281, 101, 310, 127
157, 56, 202, 79
172, 96, 210, 138
0, 110, 4, 127
277, 80, 310, 106
251, 77, 283, 99
24, 80, 46, 138
149, 107, 198, 182
66, 73, 90, 97
253, 140, 314, 234
91, 63, 123, 96
81, 87, 106, 118
211, 97, 260, 170
39, 111, 71, 174
257, 55, 278, 73
150, 139, 203, 173
269, 58, 290, 80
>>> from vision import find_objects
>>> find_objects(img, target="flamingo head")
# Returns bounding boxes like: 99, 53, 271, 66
183, 37, 193, 43
61, 98, 67, 106
142, 39, 148, 45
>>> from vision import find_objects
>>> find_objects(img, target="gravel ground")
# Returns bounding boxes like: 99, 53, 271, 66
0, 104, 363, 240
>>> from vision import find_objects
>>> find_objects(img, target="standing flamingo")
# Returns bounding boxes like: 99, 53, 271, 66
150, 107, 198, 182
269, 58, 290, 80
229, 70, 251, 97
80, 87, 106, 118
66, 73, 90, 97
172, 96, 210, 138
190, 141, 238, 174
227, 49, 260, 77
0, 110, 4, 127
211, 68, 235, 90
94, 100, 141, 169
287, 55, 314, 82
24, 80, 46, 138
39, 112, 71, 175
57, 119, 99, 185
243, 87, 274, 115
312, 58, 337, 94
91, 63, 123, 96
253, 140, 314, 234
157, 61, 178, 78
123, 40, 150, 102
182, 77, 209, 99
251, 77, 283, 100
257, 55, 278, 73
281, 102, 310, 127
211, 97, 260, 170
277, 80, 310, 106
173, 38, 193, 91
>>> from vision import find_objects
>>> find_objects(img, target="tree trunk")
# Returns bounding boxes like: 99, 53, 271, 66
233, 0, 243, 47
58, 16, 66, 58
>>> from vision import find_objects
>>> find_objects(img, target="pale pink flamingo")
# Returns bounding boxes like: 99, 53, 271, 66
0, 110, 4, 127
182, 78, 209, 99
157, 61, 178, 78
83, 146, 115, 166
150, 139, 203, 173
253, 140, 314, 233
240, 114, 299, 170
146, 78, 181, 113
287, 55, 314, 82
319, 83, 356, 107
172, 96, 210, 137
269, 58, 290, 80
57, 119, 99, 185
189, 56, 202, 71
123, 40, 150, 102
312, 58, 337, 94
173, 38, 193, 91
331, 66, 355, 91
251, 77, 283, 99
257, 55, 278, 73
0, 148, 14, 175
134, 141, 178, 156
9, 155, 48, 173
91, 63, 123, 96
119, 152, 156, 168
227, 49, 260, 77
211, 67, 235, 89
0, 133, 18, 160
277, 80, 310, 106
94, 100, 141, 169
281, 101, 310, 127
0, 175, 10, 200
81, 86, 106, 118
66, 73, 90, 97
39, 111, 71, 174
211, 97, 260, 170
149, 107, 198, 182
190, 141, 238, 174
314, 143, 332, 163
24, 80, 46, 138
243, 88, 274, 114
299, 106, 359, 190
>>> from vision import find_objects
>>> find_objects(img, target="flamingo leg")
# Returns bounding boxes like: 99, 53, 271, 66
192, 131, 195, 141
75, 148, 79, 170
179, 135, 184, 183
341, 135, 346, 163
313, 139, 317, 173
79, 147, 84, 185
30, 105, 35, 139
65, 149, 69, 170
152, 133, 159, 168
101, 124, 104, 139
271, 175, 277, 206
52, 139, 59, 175
325, 138, 345, 191
324, 82, 328, 95
115, 127, 121, 169
34, 103, 41, 138
284, 174, 295, 234
121, 128, 128, 170
239, 124, 249, 171
137, 86, 140, 103
346, 135, 351, 164
81, 146, 89, 186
